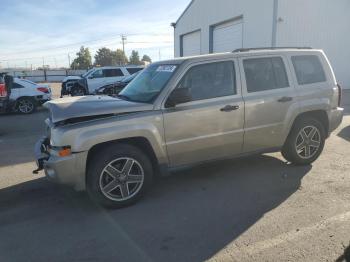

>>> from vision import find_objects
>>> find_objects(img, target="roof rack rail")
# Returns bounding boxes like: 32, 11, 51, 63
233, 47, 313, 53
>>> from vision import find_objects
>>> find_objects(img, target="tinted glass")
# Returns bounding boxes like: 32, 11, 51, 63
120, 64, 177, 103
243, 57, 289, 93
12, 83, 24, 89
91, 70, 103, 78
126, 68, 143, 75
177, 61, 236, 101
292, 55, 326, 85
104, 69, 124, 77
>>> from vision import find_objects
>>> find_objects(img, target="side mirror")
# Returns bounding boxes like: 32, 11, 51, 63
88, 76, 94, 79
166, 88, 192, 108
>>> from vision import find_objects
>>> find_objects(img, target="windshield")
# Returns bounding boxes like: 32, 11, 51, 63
119, 64, 177, 103
82, 69, 94, 78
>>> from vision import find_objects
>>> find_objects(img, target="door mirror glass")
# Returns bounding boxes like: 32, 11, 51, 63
166, 88, 192, 108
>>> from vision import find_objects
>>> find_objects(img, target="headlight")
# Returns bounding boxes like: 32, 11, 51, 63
49, 146, 72, 157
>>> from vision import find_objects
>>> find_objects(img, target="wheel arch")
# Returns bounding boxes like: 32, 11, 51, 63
286, 110, 329, 142
86, 137, 161, 179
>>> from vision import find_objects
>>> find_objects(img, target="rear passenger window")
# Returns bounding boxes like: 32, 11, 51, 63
292, 55, 326, 85
243, 57, 289, 93
177, 61, 236, 101
103, 69, 124, 77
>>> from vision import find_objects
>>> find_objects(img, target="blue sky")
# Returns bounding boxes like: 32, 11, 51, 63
0, 0, 190, 68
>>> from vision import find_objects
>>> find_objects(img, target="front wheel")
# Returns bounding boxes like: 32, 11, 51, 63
86, 144, 153, 208
282, 118, 326, 165
71, 86, 86, 96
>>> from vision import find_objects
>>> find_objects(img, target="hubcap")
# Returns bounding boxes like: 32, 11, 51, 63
99, 157, 144, 201
18, 100, 34, 113
295, 126, 321, 159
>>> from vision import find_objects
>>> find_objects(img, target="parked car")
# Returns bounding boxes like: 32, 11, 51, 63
61, 66, 144, 97
35, 48, 343, 208
95, 70, 143, 96
0, 74, 12, 113
9, 78, 51, 114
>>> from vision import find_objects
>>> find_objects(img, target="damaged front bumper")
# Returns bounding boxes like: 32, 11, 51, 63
33, 137, 88, 191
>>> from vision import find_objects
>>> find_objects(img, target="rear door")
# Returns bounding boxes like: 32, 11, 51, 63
163, 59, 245, 167
103, 68, 125, 85
239, 55, 298, 152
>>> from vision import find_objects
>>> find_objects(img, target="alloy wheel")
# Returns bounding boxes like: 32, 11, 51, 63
18, 99, 34, 113
295, 125, 321, 159
99, 157, 144, 202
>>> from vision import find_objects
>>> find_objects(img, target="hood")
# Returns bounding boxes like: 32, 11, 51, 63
62, 76, 82, 82
44, 96, 154, 124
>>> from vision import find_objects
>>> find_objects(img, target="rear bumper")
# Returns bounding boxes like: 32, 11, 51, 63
329, 107, 344, 133
34, 137, 88, 191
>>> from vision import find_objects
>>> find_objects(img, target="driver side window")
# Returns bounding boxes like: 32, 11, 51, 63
176, 61, 236, 101
91, 69, 103, 79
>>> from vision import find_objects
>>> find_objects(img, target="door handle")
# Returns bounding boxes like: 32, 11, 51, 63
277, 96, 293, 103
220, 105, 240, 112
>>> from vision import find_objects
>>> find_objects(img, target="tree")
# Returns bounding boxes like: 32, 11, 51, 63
94, 47, 113, 66
94, 48, 128, 66
71, 46, 92, 69
114, 49, 128, 65
141, 54, 152, 64
129, 50, 142, 65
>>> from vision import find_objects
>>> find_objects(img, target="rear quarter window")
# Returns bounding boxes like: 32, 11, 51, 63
292, 55, 327, 85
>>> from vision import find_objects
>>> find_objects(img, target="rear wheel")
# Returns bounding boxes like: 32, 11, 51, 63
87, 144, 153, 208
17, 97, 37, 114
282, 118, 326, 165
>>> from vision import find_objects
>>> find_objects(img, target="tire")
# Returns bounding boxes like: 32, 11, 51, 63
282, 117, 326, 165
71, 86, 86, 96
86, 143, 153, 208
17, 97, 37, 114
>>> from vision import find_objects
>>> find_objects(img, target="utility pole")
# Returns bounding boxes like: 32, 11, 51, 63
159, 49, 161, 61
42, 57, 45, 69
121, 34, 127, 65
68, 53, 71, 68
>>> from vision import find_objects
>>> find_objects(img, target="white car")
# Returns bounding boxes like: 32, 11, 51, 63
9, 78, 52, 114
61, 66, 144, 96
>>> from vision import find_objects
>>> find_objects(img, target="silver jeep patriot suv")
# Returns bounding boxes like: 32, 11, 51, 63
35, 48, 343, 208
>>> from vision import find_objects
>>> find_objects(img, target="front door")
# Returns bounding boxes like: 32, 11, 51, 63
239, 55, 298, 152
87, 69, 105, 93
163, 60, 244, 167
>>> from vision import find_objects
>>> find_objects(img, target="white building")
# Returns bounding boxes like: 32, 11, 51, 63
173, 0, 350, 89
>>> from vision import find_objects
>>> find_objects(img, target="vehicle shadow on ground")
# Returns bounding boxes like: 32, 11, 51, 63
338, 125, 350, 142
0, 155, 311, 262
336, 243, 350, 262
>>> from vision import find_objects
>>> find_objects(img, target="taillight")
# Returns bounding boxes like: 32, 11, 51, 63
337, 84, 342, 107
37, 87, 49, 93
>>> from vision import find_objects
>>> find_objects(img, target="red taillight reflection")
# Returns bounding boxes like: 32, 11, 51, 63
37, 87, 49, 93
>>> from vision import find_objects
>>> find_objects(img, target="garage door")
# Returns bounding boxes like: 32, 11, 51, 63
182, 31, 201, 57
213, 19, 243, 53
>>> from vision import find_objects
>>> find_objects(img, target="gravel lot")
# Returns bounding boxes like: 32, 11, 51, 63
0, 87, 349, 262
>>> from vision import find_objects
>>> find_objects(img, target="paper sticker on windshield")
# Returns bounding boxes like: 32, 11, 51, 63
156, 65, 177, 72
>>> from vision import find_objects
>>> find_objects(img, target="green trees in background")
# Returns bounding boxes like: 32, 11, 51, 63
70, 46, 92, 69
71, 46, 152, 69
